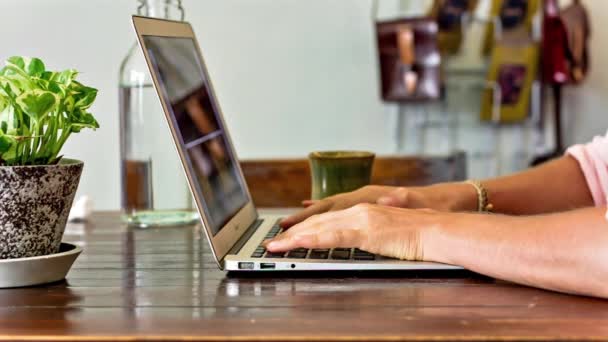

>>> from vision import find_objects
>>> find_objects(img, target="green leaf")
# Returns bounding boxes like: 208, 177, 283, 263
42, 78, 67, 97
54, 69, 78, 86
33, 77, 66, 99
4, 56, 30, 80
0, 105, 16, 132
15, 90, 58, 122
63, 95, 75, 112
74, 88, 98, 110
41, 71, 55, 80
25, 58, 45, 77
1, 59, 34, 95
0, 134, 16, 163
0, 72, 30, 93
7, 56, 25, 70
70, 109, 99, 131
69, 81, 98, 110
0, 94, 7, 112
2, 65, 30, 81
0, 83, 18, 102
0, 134, 12, 152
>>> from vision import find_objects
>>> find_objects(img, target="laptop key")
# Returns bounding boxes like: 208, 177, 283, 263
292, 248, 309, 253
287, 251, 307, 259
251, 252, 264, 258
308, 251, 329, 259
265, 252, 285, 258
331, 249, 351, 260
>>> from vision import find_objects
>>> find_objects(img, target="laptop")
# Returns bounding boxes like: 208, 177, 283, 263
132, 16, 460, 272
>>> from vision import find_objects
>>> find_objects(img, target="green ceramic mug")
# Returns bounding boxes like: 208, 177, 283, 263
309, 151, 376, 200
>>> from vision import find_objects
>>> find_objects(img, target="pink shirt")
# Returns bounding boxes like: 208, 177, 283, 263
567, 131, 608, 218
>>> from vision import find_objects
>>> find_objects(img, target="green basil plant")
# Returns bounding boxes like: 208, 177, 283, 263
0, 56, 99, 166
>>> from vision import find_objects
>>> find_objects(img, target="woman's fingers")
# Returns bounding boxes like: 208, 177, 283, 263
301, 200, 319, 208
268, 204, 432, 261
268, 207, 364, 251
279, 200, 332, 228
267, 229, 361, 251
376, 187, 428, 209
282, 186, 392, 228
377, 187, 410, 207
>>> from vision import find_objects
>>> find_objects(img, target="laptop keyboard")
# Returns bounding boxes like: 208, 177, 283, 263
251, 221, 377, 261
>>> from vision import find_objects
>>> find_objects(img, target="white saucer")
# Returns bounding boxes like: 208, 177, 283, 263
0, 243, 82, 288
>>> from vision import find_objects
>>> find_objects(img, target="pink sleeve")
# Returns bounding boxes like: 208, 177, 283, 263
566, 131, 608, 219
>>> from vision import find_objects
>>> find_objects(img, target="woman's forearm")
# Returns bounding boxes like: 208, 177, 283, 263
426, 207, 608, 298
481, 156, 594, 215
416, 156, 593, 215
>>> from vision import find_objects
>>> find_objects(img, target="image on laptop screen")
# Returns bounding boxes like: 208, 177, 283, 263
142, 36, 249, 235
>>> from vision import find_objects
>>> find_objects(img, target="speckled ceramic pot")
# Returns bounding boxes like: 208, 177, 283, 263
0, 159, 83, 259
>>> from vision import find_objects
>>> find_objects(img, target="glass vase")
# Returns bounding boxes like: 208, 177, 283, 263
119, 0, 197, 227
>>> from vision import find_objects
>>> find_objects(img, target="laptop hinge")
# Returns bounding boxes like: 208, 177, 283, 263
225, 219, 264, 257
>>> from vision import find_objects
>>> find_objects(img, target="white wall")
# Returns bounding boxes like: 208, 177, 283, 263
562, 0, 608, 146
1, 0, 606, 210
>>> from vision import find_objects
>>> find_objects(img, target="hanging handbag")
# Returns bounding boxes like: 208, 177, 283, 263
482, 0, 540, 56
480, 40, 540, 123
531, 0, 591, 162
376, 18, 442, 102
428, 0, 479, 56
560, 0, 591, 84
542, 0, 570, 84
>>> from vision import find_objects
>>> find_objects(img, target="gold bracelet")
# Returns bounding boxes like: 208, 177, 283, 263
464, 180, 494, 213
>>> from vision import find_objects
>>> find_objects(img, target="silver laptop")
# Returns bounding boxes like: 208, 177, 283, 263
132, 16, 459, 272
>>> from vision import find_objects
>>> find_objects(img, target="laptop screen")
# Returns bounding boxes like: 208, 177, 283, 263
142, 35, 249, 235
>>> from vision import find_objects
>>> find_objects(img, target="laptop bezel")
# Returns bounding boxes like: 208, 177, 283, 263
132, 15, 259, 266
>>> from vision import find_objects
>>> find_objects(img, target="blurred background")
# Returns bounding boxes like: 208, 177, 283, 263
1, 0, 606, 211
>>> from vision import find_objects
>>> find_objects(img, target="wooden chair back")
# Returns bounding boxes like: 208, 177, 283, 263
240, 152, 466, 208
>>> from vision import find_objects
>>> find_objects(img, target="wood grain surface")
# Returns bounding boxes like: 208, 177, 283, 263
1, 212, 607, 342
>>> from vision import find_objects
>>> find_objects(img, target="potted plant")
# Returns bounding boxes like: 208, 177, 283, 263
0, 56, 99, 259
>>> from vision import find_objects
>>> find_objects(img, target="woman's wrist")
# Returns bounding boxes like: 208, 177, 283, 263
426, 182, 479, 212
421, 211, 520, 265
421, 211, 474, 264
419, 211, 455, 264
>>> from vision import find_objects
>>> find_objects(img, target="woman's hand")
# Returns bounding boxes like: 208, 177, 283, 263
280, 183, 478, 229
268, 203, 448, 261
269, 204, 608, 298
280, 186, 395, 228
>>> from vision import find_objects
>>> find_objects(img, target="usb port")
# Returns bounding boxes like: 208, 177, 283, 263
238, 262, 254, 270
260, 263, 276, 270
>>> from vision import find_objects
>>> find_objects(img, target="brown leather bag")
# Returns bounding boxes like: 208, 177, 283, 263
376, 18, 443, 103
560, 0, 591, 84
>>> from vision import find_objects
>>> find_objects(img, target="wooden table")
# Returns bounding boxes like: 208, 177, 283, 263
1, 212, 607, 341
